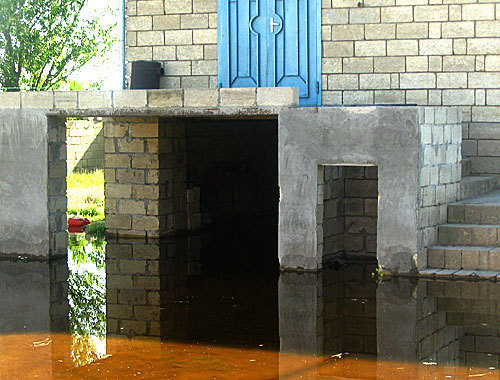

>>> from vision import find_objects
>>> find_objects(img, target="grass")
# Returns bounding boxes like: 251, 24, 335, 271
67, 170, 105, 237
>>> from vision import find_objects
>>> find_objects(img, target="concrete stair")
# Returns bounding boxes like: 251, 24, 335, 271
427, 188, 500, 272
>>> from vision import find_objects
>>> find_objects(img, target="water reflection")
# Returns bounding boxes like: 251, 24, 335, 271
67, 233, 106, 366
1, 228, 500, 378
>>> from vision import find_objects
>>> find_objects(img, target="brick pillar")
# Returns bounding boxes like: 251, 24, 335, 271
47, 116, 68, 257
104, 117, 187, 238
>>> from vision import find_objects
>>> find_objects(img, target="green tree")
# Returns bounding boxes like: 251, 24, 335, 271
0, 0, 114, 91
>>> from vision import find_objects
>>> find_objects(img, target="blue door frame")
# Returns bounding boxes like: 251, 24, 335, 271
218, 0, 321, 107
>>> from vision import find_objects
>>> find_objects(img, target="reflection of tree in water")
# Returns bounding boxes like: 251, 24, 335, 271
68, 234, 106, 367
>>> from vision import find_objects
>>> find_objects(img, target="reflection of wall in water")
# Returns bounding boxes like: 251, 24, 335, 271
320, 166, 378, 263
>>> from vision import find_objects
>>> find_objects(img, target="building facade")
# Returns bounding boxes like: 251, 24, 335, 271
125, 0, 500, 182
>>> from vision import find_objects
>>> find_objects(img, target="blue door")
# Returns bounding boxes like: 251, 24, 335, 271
218, 0, 321, 106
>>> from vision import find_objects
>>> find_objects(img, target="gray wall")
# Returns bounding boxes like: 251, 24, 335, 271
0, 110, 49, 256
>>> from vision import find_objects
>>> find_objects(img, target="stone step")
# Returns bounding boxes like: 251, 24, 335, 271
437, 298, 498, 315
461, 158, 471, 177
428, 245, 500, 270
458, 176, 497, 201
448, 190, 500, 225
438, 224, 500, 247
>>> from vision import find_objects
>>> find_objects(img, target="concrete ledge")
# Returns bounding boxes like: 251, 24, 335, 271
0, 88, 300, 117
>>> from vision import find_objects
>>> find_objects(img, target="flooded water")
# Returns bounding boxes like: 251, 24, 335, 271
1, 221, 500, 379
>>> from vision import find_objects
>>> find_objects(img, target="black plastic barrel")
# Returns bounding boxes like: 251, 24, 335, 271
129, 61, 162, 89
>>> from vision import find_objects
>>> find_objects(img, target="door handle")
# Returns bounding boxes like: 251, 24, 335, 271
270, 18, 280, 33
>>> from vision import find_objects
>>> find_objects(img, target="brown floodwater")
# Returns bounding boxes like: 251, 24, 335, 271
1, 220, 500, 379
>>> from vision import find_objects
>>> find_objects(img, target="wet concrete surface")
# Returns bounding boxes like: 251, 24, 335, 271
1, 220, 500, 378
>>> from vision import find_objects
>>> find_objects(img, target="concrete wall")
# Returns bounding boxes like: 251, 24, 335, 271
279, 106, 422, 272
0, 110, 49, 256
66, 119, 104, 172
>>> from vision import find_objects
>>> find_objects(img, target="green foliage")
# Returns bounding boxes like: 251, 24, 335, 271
86, 219, 106, 239
0, 0, 114, 91
68, 233, 106, 269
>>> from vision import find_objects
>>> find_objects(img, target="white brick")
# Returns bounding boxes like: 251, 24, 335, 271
193, 0, 217, 13
355, 41, 386, 56
419, 39, 453, 55
137, 31, 164, 46
322, 9, 349, 24
387, 40, 418, 56
164, 30, 192, 45
192, 60, 217, 76
152, 46, 176, 60
176, 45, 203, 60
328, 74, 358, 90
485, 56, 500, 71
414, 5, 448, 21
469, 73, 500, 88
365, 24, 395, 40
343, 91, 374, 104
343, 58, 373, 73
164, 0, 192, 14
349, 8, 380, 24
400, 73, 436, 89
406, 56, 428, 72
442, 22, 475, 38
467, 38, 500, 55
443, 56, 475, 72
137, 0, 164, 15
153, 15, 180, 30
397, 23, 428, 39
0, 92, 21, 108
381, 6, 413, 23
437, 73, 467, 89
331, 25, 364, 40
462, 4, 495, 21
360, 74, 391, 89
323, 41, 354, 57
127, 16, 152, 31
193, 29, 217, 44
79, 91, 112, 109
442, 90, 475, 105
322, 58, 342, 73
374, 57, 405, 72
180, 14, 209, 29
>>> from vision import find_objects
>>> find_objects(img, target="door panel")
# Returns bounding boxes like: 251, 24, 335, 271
219, 0, 320, 106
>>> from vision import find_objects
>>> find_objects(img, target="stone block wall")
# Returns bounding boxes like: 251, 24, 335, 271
47, 117, 68, 258
66, 119, 104, 173
106, 239, 165, 339
459, 329, 500, 368
418, 107, 462, 269
321, 0, 500, 181
125, 0, 217, 89
104, 116, 188, 238
319, 166, 378, 262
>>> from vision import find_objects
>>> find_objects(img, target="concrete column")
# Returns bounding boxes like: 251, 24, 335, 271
47, 116, 68, 257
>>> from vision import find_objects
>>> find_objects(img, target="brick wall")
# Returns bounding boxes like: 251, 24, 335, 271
319, 166, 378, 262
418, 107, 462, 268
125, 0, 217, 89
104, 117, 188, 238
125, 1, 499, 181
321, 0, 500, 181
66, 119, 104, 173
